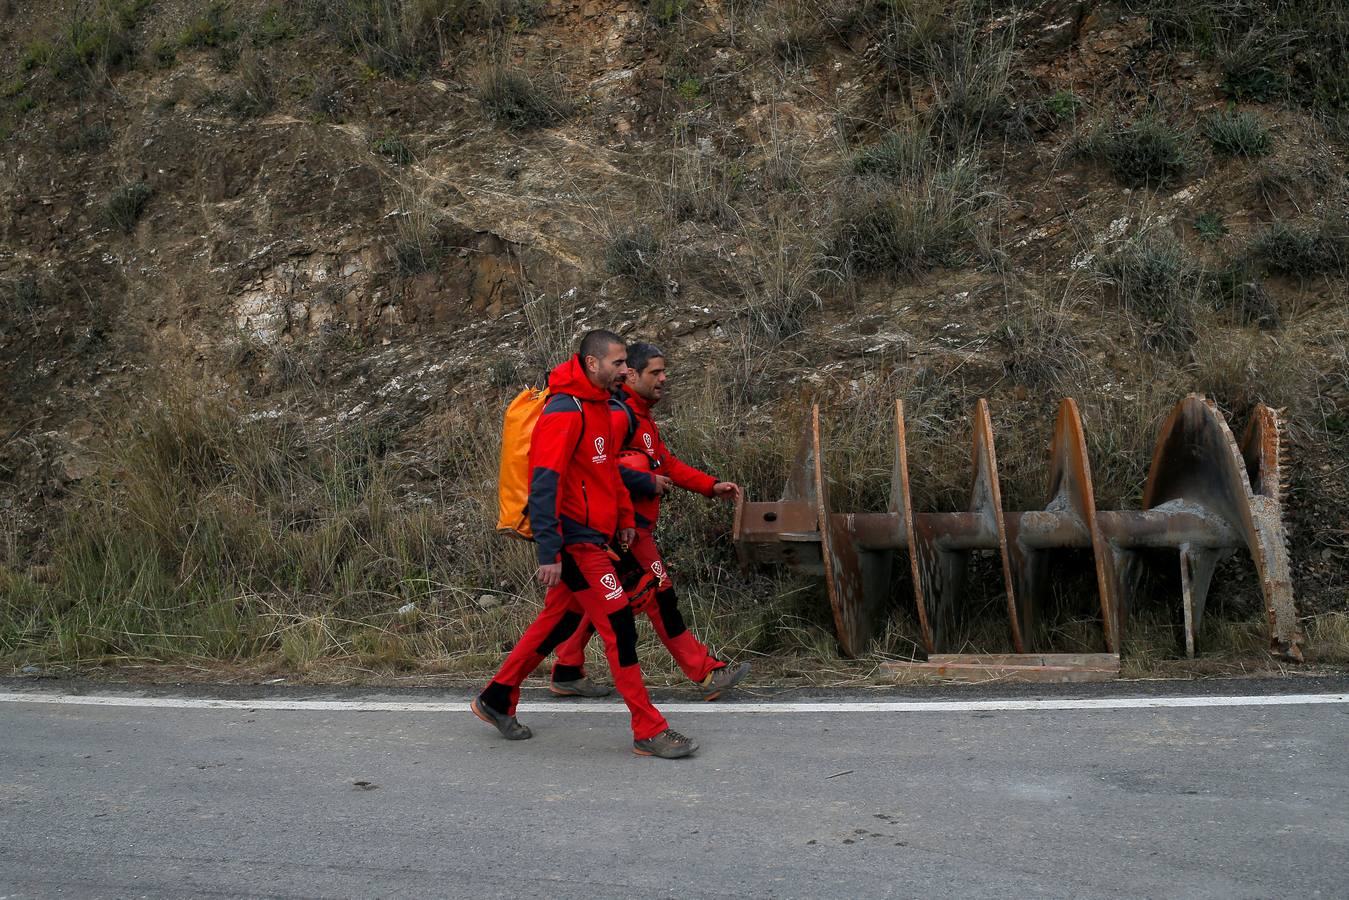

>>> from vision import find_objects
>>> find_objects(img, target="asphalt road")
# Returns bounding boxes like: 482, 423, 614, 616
2, 678, 1347, 899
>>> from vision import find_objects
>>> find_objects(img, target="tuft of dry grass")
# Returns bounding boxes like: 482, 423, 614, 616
833, 125, 997, 279
472, 63, 571, 130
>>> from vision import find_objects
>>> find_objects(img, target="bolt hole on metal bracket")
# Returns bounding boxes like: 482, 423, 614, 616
732, 395, 1302, 663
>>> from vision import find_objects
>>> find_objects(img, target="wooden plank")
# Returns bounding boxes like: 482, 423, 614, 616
881, 659, 1119, 684
927, 653, 1119, 670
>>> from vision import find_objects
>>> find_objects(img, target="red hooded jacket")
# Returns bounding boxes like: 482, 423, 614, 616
527, 356, 636, 566
611, 384, 718, 530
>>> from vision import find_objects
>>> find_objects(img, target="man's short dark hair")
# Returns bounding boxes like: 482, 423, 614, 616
578, 329, 624, 362
626, 342, 665, 374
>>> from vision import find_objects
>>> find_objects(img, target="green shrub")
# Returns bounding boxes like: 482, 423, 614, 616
150, 38, 177, 68
48, 0, 152, 78
1193, 211, 1228, 241
21, 40, 54, 71
472, 64, 570, 130
929, 28, 1014, 145
1206, 264, 1280, 328
252, 5, 294, 45
641, 0, 688, 26
180, 2, 239, 49
311, 0, 534, 75
835, 169, 988, 276
105, 181, 152, 233
1096, 233, 1202, 350
850, 128, 933, 183
837, 129, 990, 278
1248, 223, 1347, 278
372, 131, 412, 164
1082, 118, 1189, 188
1221, 64, 1286, 103
878, 0, 954, 76
1044, 89, 1083, 120
676, 77, 701, 101
1205, 109, 1272, 157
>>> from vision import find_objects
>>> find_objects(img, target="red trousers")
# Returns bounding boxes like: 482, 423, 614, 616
553, 530, 723, 685
480, 542, 668, 741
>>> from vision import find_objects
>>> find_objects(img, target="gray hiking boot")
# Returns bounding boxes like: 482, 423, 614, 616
549, 675, 613, 698
471, 696, 532, 741
633, 728, 699, 759
699, 661, 751, 701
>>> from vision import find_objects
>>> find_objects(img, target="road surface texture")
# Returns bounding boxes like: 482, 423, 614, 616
1, 676, 1347, 899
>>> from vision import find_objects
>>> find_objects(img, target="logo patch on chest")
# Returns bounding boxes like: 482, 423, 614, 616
591, 435, 607, 464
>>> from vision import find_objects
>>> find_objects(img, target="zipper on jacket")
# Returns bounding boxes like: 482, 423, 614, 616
580, 479, 590, 527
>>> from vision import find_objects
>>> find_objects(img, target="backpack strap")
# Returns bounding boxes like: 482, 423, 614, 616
610, 395, 640, 448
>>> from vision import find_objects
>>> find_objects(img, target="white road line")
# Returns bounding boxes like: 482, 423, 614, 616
0, 691, 1346, 714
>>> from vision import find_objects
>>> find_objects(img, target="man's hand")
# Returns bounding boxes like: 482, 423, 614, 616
653, 474, 675, 496
537, 563, 562, 587
617, 527, 636, 549
712, 481, 742, 502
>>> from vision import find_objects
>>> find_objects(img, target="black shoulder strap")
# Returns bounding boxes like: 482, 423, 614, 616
610, 396, 639, 448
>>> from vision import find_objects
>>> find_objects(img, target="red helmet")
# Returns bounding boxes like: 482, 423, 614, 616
618, 448, 653, 473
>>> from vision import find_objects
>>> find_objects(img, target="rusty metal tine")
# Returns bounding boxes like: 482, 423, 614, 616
1054, 399, 1120, 653
809, 406, 871, 657
970, 400, 1023, 653
892, 399, 935, 654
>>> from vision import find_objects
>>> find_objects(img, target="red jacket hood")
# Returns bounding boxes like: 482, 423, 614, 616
548, 355, 610, 401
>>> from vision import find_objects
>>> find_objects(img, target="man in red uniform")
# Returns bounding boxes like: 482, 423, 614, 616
472, 331, 697, 759
550, 342, 751, 701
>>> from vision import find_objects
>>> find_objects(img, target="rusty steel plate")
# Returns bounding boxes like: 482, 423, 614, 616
1144, 396, 1301, 660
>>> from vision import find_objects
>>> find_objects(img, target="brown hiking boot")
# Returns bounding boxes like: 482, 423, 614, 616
471, 696, 532, 741
549, 675, 613, 698
699, 661, 750, 701
633, 728, 699, 759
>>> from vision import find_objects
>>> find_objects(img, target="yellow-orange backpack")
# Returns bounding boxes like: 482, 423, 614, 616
496, 388, 633, 541
496, 387, 552, 540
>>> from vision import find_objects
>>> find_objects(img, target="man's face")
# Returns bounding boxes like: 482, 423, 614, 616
585, 342, 630, 392
630, 357, 667, 403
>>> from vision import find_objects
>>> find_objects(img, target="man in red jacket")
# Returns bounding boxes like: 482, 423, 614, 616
472, 330, 697, 759
550, 342, 751, 701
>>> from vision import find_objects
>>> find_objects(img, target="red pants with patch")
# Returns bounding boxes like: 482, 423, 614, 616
552, 529, 724, 685
480, 542, 668, 741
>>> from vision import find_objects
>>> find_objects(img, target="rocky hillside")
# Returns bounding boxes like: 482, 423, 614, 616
1, 0, 1346, 675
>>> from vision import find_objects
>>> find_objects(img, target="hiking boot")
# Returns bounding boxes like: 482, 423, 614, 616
549, 675, 613, 698
699, 661, 750, 701
471, 696, 532, 741
633, 728, 699, 759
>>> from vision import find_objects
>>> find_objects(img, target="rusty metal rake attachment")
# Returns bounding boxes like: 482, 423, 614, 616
733, 395, 1302, 662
